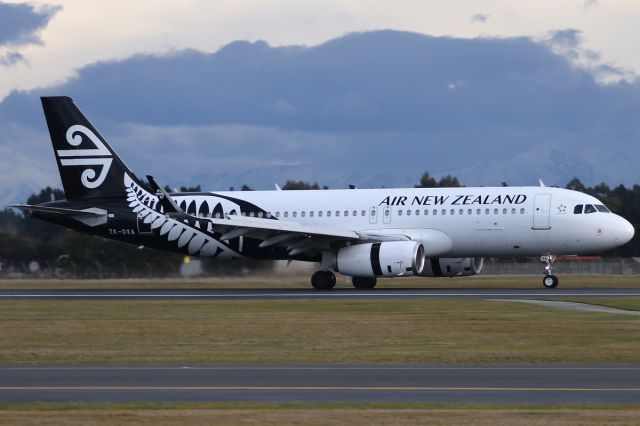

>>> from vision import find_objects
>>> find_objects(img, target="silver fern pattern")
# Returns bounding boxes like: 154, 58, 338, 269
124, 173, 245, 258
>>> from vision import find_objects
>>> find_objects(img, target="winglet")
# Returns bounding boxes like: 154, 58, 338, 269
146, 175, 183, 215
275, 183, 282, 191
538, 179, 546, 187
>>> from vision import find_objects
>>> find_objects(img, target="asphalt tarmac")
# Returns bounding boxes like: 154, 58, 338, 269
1, 287, 640, 300
2, 365, 640, 404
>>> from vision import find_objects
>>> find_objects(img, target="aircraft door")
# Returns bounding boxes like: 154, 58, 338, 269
383, 206, 392, 224
532, 194, 552, 230
369, 206, 378, 224
137, 212, 152, 234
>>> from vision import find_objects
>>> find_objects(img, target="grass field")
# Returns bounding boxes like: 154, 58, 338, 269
2, 403, 640, 426
2, 276, 640, 423
1, 296, 640, 364
2, 274, 640, 289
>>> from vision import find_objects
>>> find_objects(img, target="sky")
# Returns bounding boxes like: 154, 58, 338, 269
0, 0, 639, 204
1, 0, 639, 99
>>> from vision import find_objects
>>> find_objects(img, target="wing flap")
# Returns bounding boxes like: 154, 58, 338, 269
209, 215, 359, 240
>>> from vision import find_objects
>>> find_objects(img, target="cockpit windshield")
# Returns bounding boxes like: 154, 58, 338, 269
574, 204, 610, 214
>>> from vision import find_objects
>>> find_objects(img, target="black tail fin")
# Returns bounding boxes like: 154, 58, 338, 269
41, 96, 143, 200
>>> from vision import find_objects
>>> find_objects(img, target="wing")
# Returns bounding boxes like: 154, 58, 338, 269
146, 176, 409, 257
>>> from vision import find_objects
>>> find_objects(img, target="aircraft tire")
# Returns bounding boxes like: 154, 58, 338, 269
543, 275, 559, 289
311, 271, 336, 290
352, 276, 377, 289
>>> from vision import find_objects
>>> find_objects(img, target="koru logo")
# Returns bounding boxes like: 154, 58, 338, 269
56, 125, 113, 189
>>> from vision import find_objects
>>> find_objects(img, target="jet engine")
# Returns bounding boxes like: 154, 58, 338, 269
336, 241, 425, 278
420, 257, 484, 277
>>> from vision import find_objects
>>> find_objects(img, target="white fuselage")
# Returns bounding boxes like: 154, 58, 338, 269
172, 186, 634, 258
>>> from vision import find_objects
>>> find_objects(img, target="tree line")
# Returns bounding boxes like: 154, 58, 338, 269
0, 173, 638, 277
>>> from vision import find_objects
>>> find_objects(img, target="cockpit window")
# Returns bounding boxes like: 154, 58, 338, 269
584, 204, 597, 214
574, 205, 583, 214
595, 204, 610, 213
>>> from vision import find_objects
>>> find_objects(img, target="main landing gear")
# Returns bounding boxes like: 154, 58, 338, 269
352, 276, 377, 289
311, 270, 336, 290
310, 272, 378, 290
541, 255, 559, 289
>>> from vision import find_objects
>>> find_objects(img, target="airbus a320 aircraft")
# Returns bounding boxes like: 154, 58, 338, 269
11, 97, 635, 289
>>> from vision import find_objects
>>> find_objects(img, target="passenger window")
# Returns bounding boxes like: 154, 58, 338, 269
468, 209, 472, 215
310, 211, 314, 217
214, 212, 221, 218
502, 208, 507, 214
284, 211, 289, 218
476, 209, 481, 215
485, 209, 490, 215
407, 210, 411, 216
335, 211, 340, 217
520, 208, 525, 214
258, 212, 263, 218
450, 209, 454, 215
327, 211, 332, 217
459, 209, 463, 215
398, 210, 403, 216
574, 205, 583, 214
424, 209, 429, 215
442, 209, 446, 215
361, 210, 366, 216
584, 204, 597, 214
385, 209, 390, 216
511, 208, 515, 214
433, 209, 437, 216
292, 211, 297, 218
494, 208, 498, 215
301, 211, 305, 217
345, 210, 349, 217
275, 212, 280, 218
318, 211, 323, 217
353, 210, 357, 216
416, 209, 420, 216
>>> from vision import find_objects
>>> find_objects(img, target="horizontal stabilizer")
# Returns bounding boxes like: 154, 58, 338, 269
10, 204, 109, 227
10, 204, 105, 217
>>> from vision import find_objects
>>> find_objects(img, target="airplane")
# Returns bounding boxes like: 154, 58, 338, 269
10, 97, 635, 289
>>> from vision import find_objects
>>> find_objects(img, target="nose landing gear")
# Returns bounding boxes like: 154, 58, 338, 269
541, 255, 559, 289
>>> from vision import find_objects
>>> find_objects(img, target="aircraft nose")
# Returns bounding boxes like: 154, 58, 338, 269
614, 216, 635, 246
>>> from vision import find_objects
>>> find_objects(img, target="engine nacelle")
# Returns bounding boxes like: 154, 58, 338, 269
336, 241, 425, 278
420, 257, 484, 277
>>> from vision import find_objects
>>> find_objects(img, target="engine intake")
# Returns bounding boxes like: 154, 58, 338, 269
336, 241, 425, 278
420, 257, 484, 277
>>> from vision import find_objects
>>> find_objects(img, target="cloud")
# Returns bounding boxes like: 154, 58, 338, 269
546, 28, 634, 83
0, 29, 639, 204
470, 13, 489, 23
0, 2, 61, 46
0, 51, 24, 66
583, 0, 598, 9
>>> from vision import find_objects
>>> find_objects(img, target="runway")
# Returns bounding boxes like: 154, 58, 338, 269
1, 287, 640, 300
2, 365, 640, 404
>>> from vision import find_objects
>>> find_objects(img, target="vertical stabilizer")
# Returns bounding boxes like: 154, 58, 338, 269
41, 96, 142, 200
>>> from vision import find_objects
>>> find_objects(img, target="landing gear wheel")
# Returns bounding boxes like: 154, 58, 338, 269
311, 271, 336, 290
543, 275, 559, 289
352, 276, 377, 289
